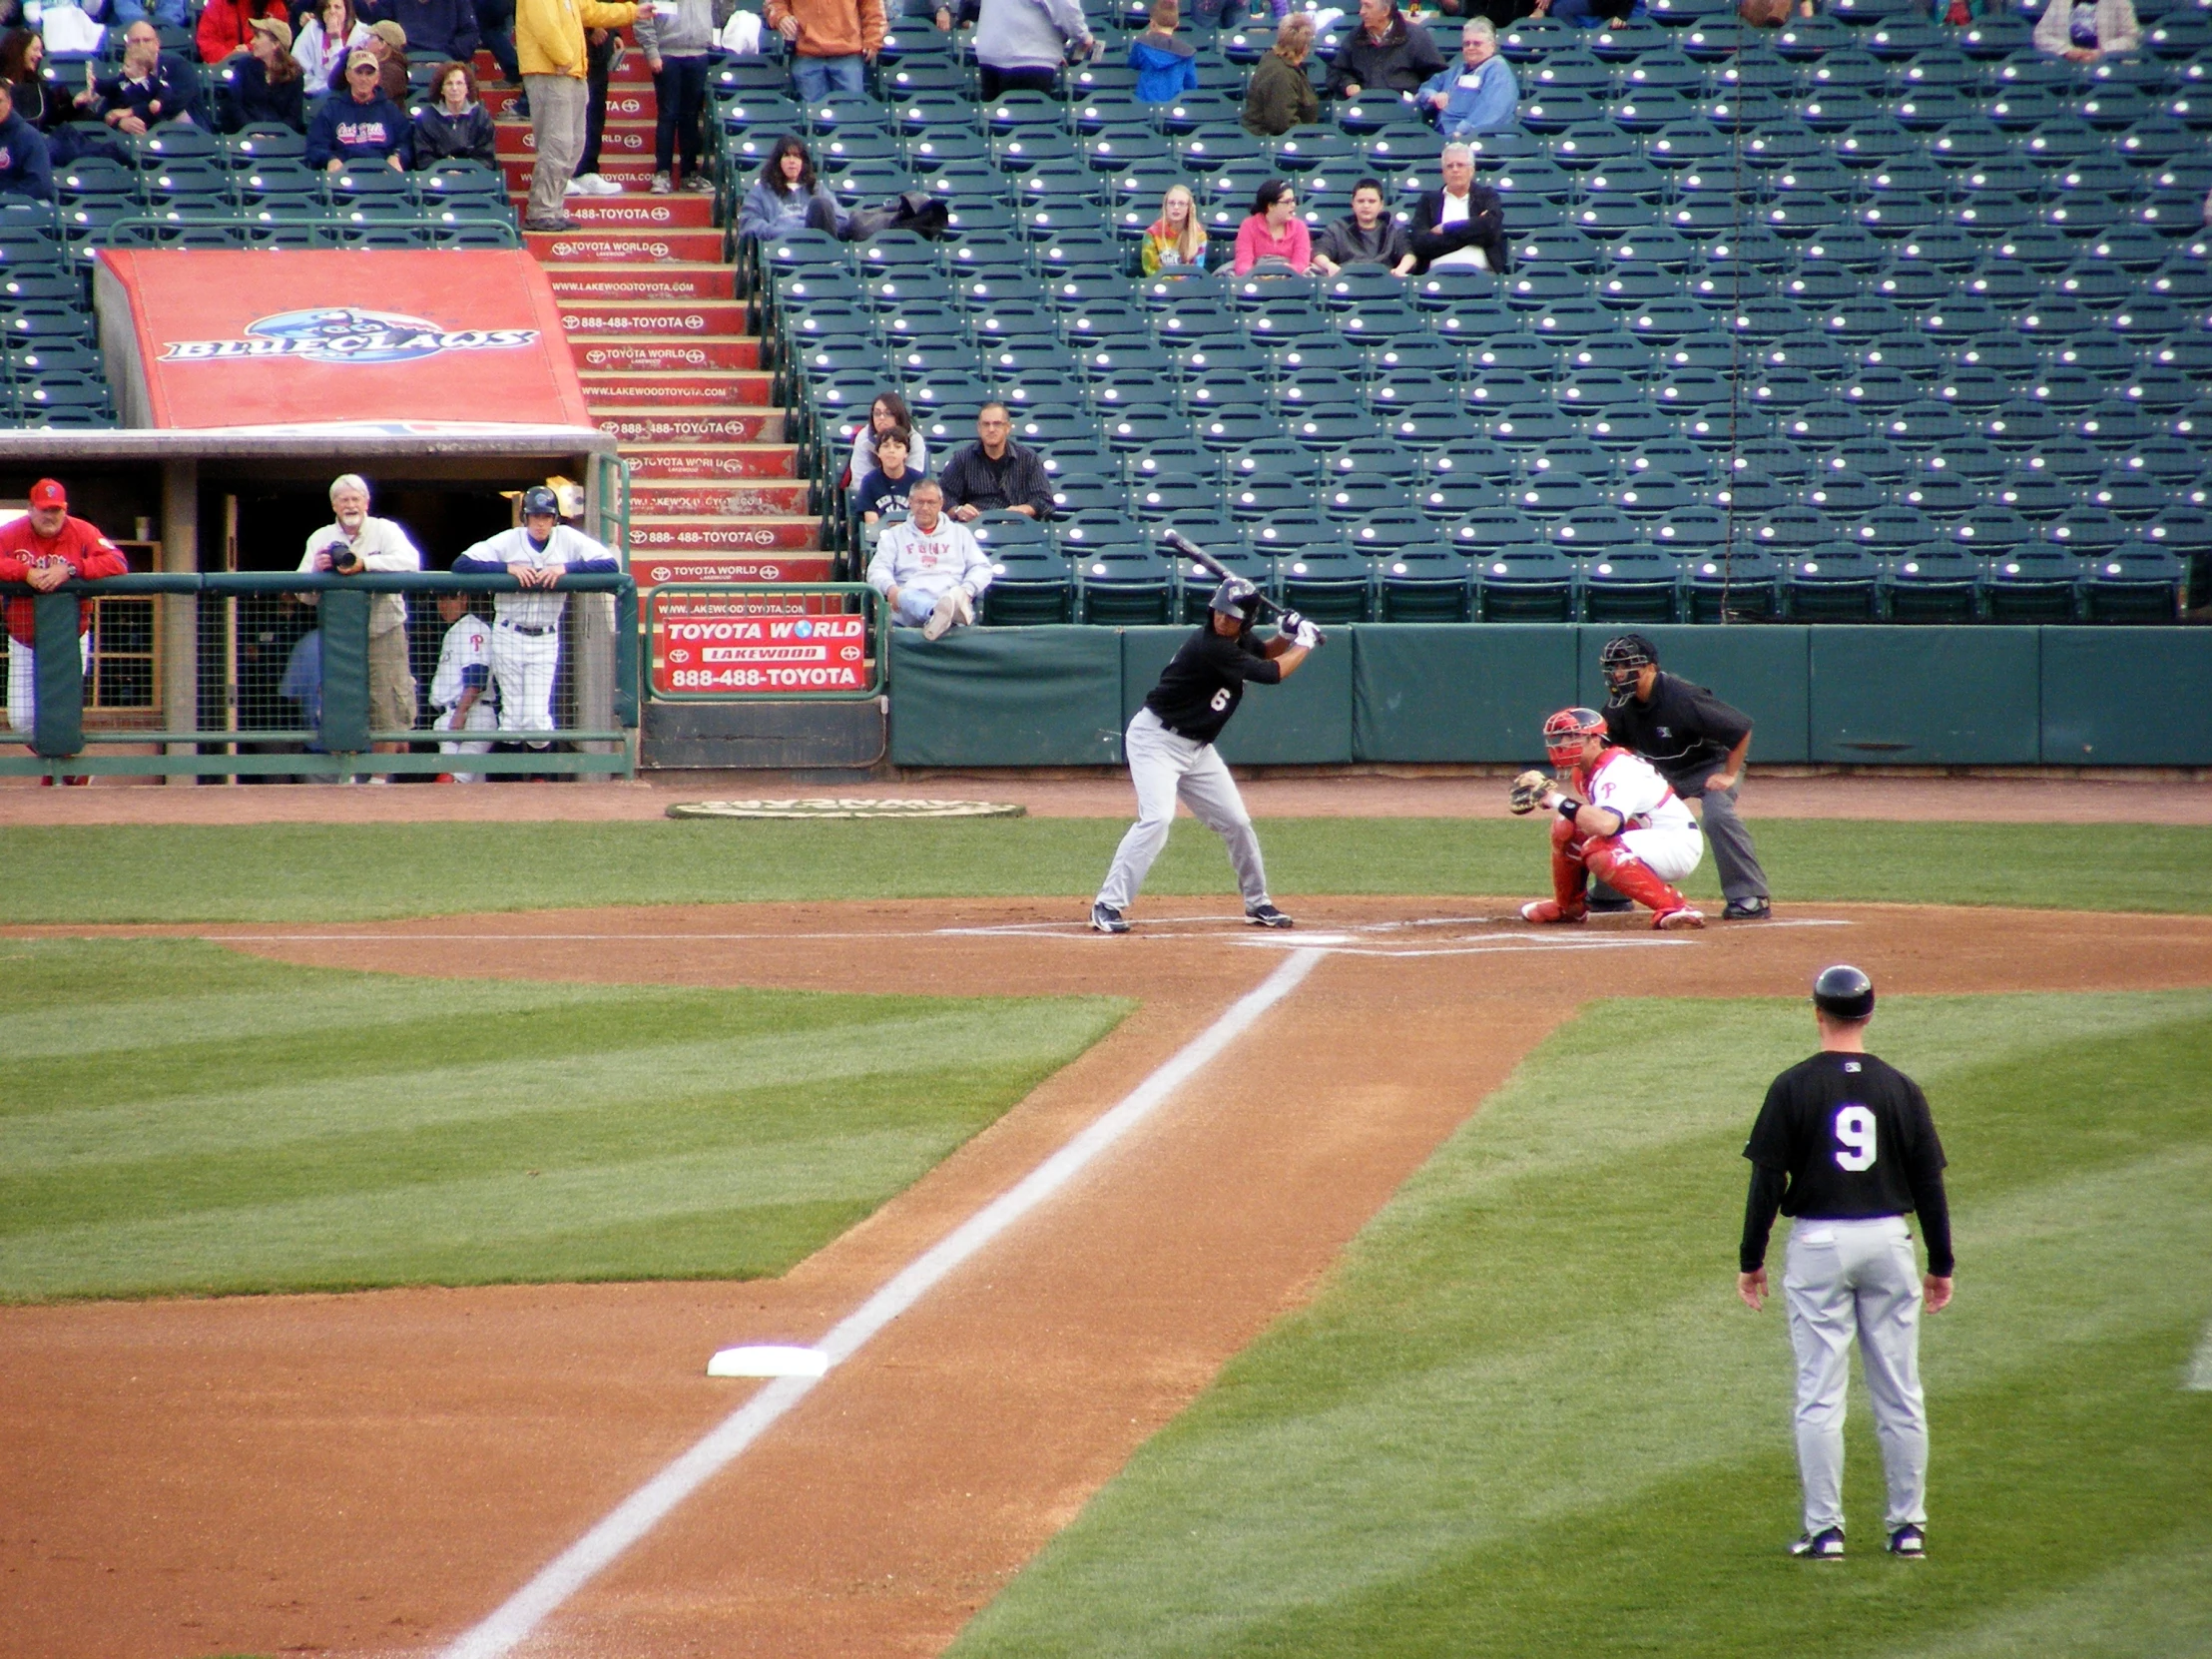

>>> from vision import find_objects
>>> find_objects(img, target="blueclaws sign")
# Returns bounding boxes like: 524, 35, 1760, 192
160, 307, 540, 364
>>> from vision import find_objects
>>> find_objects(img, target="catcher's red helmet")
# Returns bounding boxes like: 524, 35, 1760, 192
1542, 706, 1607, 765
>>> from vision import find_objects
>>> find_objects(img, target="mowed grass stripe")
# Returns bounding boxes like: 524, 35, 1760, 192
947, 992, 2212, 1659
5, 820, 2212, 921
0, 940, 1129, 1302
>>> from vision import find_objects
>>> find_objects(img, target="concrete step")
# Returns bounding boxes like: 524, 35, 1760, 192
631, 549, 836, 588
580, 368, 775, 404
634, 514, 836, 556
556, 297, 749, 340
474, 46, 656, 86
547, 262, 738, 301
484, 83, 656, 120
628, 478, 817, 516
512, 192, 718, 229
619, 443, 796, 480
569, 336, 760, 372
597, 408, 785, 444
496, 119, 658, 161
528, 225, 728, 263
502, 155, 670, 193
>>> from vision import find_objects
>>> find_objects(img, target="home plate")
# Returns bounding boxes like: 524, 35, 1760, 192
707, 1345, 830, 1379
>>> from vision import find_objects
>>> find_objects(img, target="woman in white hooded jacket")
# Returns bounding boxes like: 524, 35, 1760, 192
2033, 0, 2139, 60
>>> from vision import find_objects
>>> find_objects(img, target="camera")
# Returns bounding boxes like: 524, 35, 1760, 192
327, 547, 365, 576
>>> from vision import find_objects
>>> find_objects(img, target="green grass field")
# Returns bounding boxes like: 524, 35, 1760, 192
948, 991, 2212, 1659
6, 819, 2212, 922
0, 938, 1128, 1302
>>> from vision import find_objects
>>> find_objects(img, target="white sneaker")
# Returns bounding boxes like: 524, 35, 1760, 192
589, 173, 625, 195
921, 588, 968, 641
952, 587, 974, 628
563, 175, 588, 195
650, 171, 672, 194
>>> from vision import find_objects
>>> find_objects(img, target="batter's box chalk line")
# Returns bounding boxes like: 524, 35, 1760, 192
2189, 1320, 2212, 1391
666, 799, 1027, 820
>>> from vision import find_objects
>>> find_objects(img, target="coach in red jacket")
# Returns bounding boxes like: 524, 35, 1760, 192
1, 479, 129, 765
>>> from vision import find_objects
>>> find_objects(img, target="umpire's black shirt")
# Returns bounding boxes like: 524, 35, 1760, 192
1740, 1051, 1953, 1276
1604, 671, 1753, 781
1146, 627, 1280, 746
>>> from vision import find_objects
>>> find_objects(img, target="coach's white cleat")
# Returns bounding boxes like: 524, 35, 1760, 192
1090, 901, 1129, 934
1887, 1524, 1926, 1558
1654, 907, 1706, 930
1790, 1527, 1845, 1560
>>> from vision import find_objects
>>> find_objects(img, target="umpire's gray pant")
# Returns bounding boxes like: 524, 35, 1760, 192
1784, 1215, 1930, 1536
1096, 707, 1270, 913
1678, 768, 1771, 907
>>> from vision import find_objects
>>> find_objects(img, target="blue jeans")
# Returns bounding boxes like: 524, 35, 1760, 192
652, 53, 710, 174
791, 55, 865, 101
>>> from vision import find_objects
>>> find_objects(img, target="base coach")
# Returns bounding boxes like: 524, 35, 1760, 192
1597, 633, 1773, 920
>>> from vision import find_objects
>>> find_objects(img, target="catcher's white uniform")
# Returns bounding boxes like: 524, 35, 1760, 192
1583, 747, 1703, 881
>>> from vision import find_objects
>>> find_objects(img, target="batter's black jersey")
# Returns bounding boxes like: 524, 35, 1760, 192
1740, 1051, 1953, 1275
1603, 672, 1752, 777
1145, 626, 1281, 746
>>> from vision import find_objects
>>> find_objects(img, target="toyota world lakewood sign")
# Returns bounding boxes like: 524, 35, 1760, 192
159, 308, 541, 365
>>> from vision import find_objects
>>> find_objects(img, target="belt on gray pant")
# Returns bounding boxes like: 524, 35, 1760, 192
497, 621, 555, 636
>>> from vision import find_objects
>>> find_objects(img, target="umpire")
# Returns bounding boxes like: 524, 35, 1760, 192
1596, 634, 1772, 920
1739, 965, 1954, 1562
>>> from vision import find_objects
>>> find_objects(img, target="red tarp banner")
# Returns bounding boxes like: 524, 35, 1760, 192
96, 249, 594, 434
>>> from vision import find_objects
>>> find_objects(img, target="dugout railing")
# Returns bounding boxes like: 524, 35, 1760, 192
0, 571, 640, 782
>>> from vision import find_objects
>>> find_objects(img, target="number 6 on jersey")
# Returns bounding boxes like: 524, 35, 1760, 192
1833, 1104, 1877, 1172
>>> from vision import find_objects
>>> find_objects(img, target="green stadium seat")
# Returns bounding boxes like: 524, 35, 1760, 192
1886, 543, 1983, 622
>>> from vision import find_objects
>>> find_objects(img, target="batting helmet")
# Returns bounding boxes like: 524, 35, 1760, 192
1209, 576, 1263, 629
1542, 706, 1607, 765
1599, 633, 1658, 695
1812, 964, 1876, 1021
520, 485, 561, 518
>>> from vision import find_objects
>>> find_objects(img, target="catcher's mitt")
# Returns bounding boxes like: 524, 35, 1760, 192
1508, 770, 1552, 816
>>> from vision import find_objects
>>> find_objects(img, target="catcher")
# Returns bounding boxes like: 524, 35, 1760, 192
1509, 706, 1706, 930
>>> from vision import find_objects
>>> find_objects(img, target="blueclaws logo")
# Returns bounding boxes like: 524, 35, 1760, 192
160, 308, 539, 364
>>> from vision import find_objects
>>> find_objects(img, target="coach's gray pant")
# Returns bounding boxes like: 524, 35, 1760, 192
1097, 707, 1269, 913
524, 71, 587, 225
1784, 1214, 1930, 1537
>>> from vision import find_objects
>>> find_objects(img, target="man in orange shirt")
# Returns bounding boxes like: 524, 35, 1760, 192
0, 479, 129, 781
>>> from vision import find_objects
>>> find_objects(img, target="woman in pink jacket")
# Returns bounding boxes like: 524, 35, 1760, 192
1233, 177, 1311, 275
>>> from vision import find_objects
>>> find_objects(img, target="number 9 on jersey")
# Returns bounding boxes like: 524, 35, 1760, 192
1833, 1104, 1878, 1172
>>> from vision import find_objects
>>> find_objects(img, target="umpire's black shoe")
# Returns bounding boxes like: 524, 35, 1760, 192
1723, 898, 1774, 920
1790, 1528, 1846, 1560
1887, 1524, 1926, 1559
1586, 895, 1635, 914
1090, 901, 1129, 935
1246, 902, 1294, 929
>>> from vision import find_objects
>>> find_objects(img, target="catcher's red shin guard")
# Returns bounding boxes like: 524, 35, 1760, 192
1583, 837, 1689, 918
1547, 814, 1590, 916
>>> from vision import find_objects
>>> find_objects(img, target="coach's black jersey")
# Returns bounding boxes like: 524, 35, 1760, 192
1740, 1051, 1952, 1275
1146, 627, 1280, 746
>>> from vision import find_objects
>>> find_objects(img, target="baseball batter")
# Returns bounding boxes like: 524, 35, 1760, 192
451, 486, 621, 754
1091, 578, 1317, 934
1510, 706, 1705, 929
427, 591, 495, 783
1739, 965, 1954, 1561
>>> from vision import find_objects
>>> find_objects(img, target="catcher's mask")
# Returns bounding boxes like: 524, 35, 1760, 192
1600, 633, 1657, 695
1543, 706, 1607, 767
1209, 576, 1263, 632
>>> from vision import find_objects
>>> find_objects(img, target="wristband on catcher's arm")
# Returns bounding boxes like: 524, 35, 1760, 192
1556, 798, 1582, 823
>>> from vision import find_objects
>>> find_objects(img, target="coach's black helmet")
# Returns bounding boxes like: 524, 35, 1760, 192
1209, 576, 1263, 631
1813, 964, 1876, 1022
1600, 633, 1659, 695
520, 485, 561, 519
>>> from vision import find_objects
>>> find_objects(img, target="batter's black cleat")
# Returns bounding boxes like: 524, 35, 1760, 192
1790, 1528, 1846, 1560
1887, 1525, 1926, 1558
1246, 902, 1294, 929
1723, 898, 1774, 920
1090, 902, 1129, 935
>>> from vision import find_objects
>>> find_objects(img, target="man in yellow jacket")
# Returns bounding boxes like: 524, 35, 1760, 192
518, 0, 640, 229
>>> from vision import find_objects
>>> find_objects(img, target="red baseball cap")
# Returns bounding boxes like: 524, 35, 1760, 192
28, 479, 66, 509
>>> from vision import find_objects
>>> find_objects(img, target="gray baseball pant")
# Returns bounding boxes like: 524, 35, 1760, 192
1677, 768, 1770, 907
524, 71, 587, 225
1783, 1214, 1930, 1536
1097, 707, 1269, 913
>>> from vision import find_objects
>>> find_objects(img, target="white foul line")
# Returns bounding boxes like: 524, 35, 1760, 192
2188, 1320, 2212, 1391
436, 944, 1332, 1659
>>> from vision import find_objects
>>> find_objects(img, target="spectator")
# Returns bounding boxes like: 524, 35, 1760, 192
298, 474, 421, 773
566, 22, 622, 197
360, 0, 479, 65
293, 0, 372, 93
1312, 176, 1407, 274
77, 21, 203, 134
477, 0, 519, 85
236, 17, 306, 129
1392, 141, 1506, 274
855, 426, 923, 524
0, 30, 46, 128
0, 480, 126, 774
1233, 175, 1312, 274
865, 479, 992, 639
1128, 0, 1197, 102
1416, 16, 1515, 135
1932, 0, 1983, 23
1240, 12, 1317, 136
1535, 0, 1654, 23
938, 401, 1053, 521
1141, 181, 1209, 275
637, 0, 712, 193
2033, 0, 2137, 58
413, 58, 494, 163
973, 0, 1095, 101
306, 50, 412, 168
1327, 0, 1442, 100
366, 17, 409, 100
517, 0, 637, 230
850, 390, 928, 485
197, 0, 288, 63
449, 484, 622, 760
736, 134, 844, 240
112, 0, 192, 28
0, 78, 48, 197
766, 0, 884, 102
427, 589, 494, 783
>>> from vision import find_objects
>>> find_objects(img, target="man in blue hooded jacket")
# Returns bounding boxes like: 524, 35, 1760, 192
1416, 16, 1517, 136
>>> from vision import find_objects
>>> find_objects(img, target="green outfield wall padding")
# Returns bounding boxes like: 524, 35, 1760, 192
1809, 628, 2041, 766
2039, 629, 2212, 767
31, 593, 85, 760
887, 626, 1124, 767
1573, 626, 1812, 766
1121, 627, 1356, 765
1352, 626, 1578, 763
316, 588, 372, 756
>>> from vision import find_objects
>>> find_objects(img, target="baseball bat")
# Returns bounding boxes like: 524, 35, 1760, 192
1159, 530, 1326, 642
